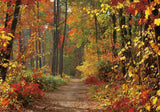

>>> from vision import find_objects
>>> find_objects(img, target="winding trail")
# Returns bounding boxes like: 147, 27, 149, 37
25, 78, 105, 112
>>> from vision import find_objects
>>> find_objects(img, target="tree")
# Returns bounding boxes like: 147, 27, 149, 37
59, 0, 68, 77
0, 0, 21, 81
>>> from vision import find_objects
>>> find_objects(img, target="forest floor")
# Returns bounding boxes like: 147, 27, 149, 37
23, 78, 106, 112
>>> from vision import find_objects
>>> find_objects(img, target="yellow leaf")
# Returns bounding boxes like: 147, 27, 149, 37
120, 56, 126, 60
134, 0, 139, 3
121, 48, 125, 52
156, 106, 160, 111
105, 85, 108, 89
135, 10, 138, 15
154, 18, 160, 26
90, 14, 94, 18
122, 84, 125, 89
101, 4, 104, 8
8, 33, 14, 38
158, 51, 160, 55
105, 5, 109, 10
157, 90, 160, 96
137, 52, 140, 56
150, 65, 154, 68
145, 103, 151, 111
128, 73, 132, 77
144, 47, 149, 51
149, 40, 154, 44
116, 3, 123, 9
128, 66, 134, 77
12, 64, 16, 68
3, 43, 7, 47
2, 63, 8, 68
145, 6, 152, 19
114, 65, 118, 68
1, 34, 12, 41
118, 51, 122, 56
151, 96, 158, 105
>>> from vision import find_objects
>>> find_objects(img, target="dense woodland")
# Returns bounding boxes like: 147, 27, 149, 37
0, 0, 160, 111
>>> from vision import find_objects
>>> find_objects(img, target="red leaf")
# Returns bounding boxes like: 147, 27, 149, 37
128, 107, 134, 112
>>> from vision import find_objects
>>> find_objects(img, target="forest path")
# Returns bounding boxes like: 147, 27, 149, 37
25, 78, 105, 112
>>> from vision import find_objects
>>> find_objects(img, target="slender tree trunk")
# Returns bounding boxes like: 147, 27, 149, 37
0, 0, 21, 81
111, 14, 117, 57
59, 0, 67, 77
52, 0, 60, 76
30, 28, 34, 68
52, 0, 56, 76
35, 31, 39, 70
119, 9, 127, 76
52, 1, 56, 75
42, 31, 45, 67
155, 26, 160, 89
95, 15, 100, 60
55, 47, 58, 74
38, 32, 42, 68
127, 13, 133, 66
55, 0, 60, 74
37, 2, 42, 68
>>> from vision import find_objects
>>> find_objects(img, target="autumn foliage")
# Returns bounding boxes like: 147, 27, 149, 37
0, 0, 160, 111
74, 0, 160, 111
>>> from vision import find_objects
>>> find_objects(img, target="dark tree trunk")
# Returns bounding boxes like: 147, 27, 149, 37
59, 0, 68, 77
37, 2, 42, 68
52, 0, 60, 76
127, 13, 133, 66
0, 0, 21, 81
52, 0, 56, 76
35, 33, 39, 70
42, 31, 45, 67
95, 15, 99, 60
155, 26, 160, 89
119, 9, 127, 76
38, 32, 42, 68
56, 0, 60, 75
30, 28, 34, 68
111, 14, 117, 57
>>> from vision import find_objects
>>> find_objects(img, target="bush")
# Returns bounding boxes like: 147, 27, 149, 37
0, 70, 70, 110
9, 79, 44, 108
0, 79, 43, 110
39, 75, 69, 91
85, 75, 106, 85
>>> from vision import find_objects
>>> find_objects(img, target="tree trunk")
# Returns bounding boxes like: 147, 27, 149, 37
29, 28, 34, 68
52, 0, 60, 76
155, 26, 160, 89
37, 2, 42, 68
59, 0, 68, 77
111, 14, 117, 57
119, 9, 127, 76
42, 31, 46, 67
95, 15, 100, 60
0, 0, 21, 81
35, 32, 39, 70
52, 1, 56, 76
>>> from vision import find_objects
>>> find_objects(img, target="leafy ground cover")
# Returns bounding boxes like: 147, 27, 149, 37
0, 71, 70, 111
84, 75, 160, 112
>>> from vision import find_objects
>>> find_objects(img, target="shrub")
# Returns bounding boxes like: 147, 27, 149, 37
39, 75, 69, 91
0, 70, 70, 110
85, 75, 106, 85
9, 79, 43, 106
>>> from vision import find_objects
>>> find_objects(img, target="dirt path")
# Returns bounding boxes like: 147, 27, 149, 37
25, 78, 105, 112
